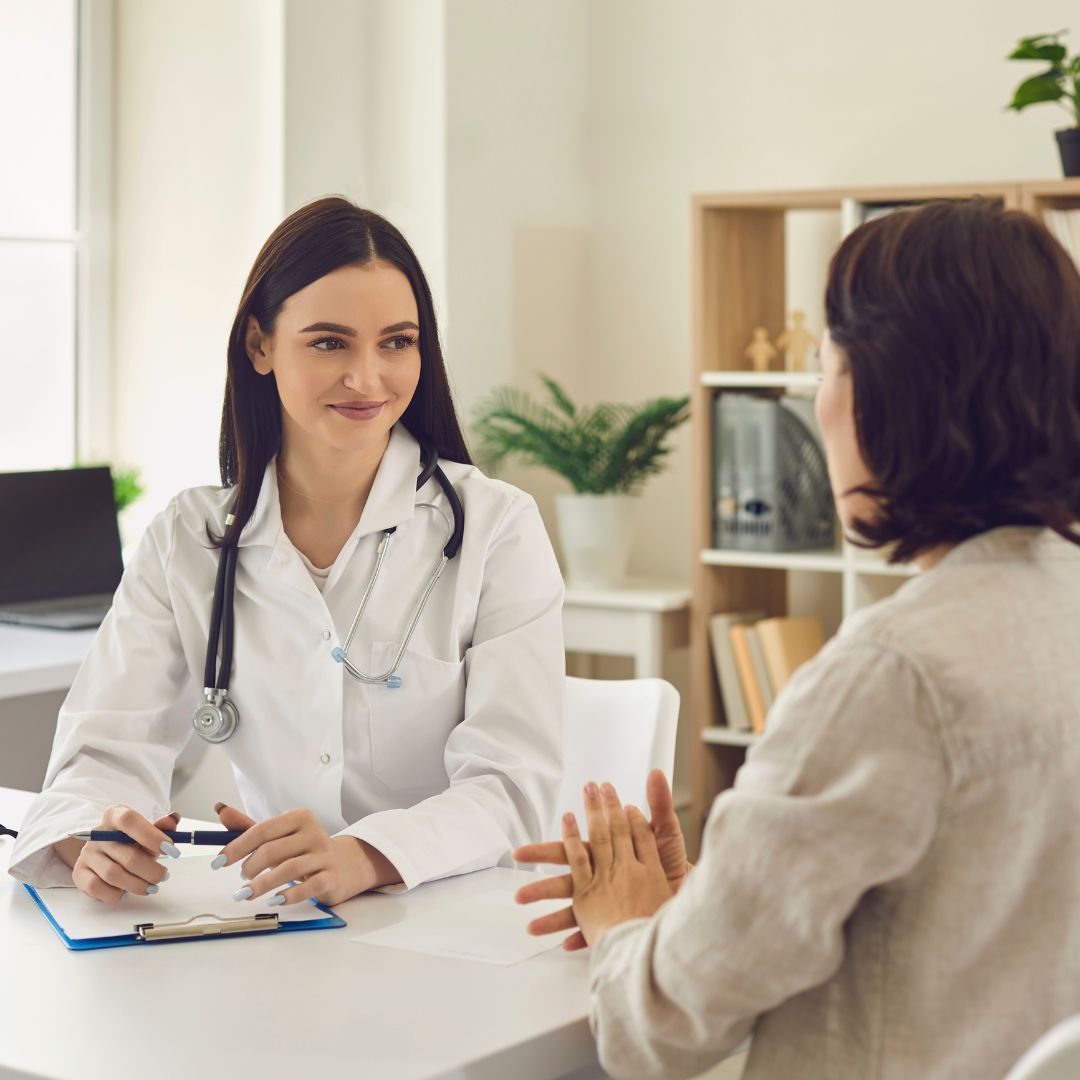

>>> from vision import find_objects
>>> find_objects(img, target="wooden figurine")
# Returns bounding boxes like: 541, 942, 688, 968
775, 309, 819, 372
744, 327, 778, 373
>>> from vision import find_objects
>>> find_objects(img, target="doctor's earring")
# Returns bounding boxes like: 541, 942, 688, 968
192, 691, 239, 743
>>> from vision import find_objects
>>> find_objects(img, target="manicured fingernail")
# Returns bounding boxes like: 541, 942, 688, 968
240, 867, 250, 881
210, 853, 228, 870
145, 884, 159, 895
213, 801, 226, 814
161, 870, 170, 882
585, 782, 599, 798
161, 841, 181, 859
601, 782, 615, 797
564, 812, 576, 826
267, 894, 286, 907
120, 891, 128, 900
233, 886, 253, 902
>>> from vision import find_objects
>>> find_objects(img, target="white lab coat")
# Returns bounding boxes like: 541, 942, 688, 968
8, 425, 565, 890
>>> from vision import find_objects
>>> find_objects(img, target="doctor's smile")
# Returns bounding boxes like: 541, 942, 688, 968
328, 399, 387, 421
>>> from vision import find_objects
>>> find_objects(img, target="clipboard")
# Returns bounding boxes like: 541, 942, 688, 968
22, 854, 346, 951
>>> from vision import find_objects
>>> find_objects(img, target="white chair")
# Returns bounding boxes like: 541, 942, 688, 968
552, 676, 680, 838
1006, 1016, 1080, 1080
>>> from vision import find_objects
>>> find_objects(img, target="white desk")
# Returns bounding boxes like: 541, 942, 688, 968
562, 581, 690, 679
0, 788, 599, 1080
0, 625, 95, 701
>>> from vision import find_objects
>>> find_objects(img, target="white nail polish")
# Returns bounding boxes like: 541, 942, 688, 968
161, 870, 170, 882
210, 853, 227, 871
233, 885, 253, 902
161, 841, 181, 859
267, 895, 286, 907
146, 884, 159, 895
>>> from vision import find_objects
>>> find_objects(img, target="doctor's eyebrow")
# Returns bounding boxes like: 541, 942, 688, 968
297, 320, 419, 336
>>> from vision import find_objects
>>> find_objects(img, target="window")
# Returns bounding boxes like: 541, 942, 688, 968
0, 0, 100, 471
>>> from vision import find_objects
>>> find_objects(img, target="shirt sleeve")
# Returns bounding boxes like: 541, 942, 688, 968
341, 494, 565, 890
6, 500, 196, 887
587, 639, 950, 1080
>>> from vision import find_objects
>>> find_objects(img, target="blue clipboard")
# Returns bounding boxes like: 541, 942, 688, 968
23, 883, 346, 951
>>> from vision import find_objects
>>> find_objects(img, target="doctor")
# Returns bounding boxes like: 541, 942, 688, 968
8, 197, 565, 907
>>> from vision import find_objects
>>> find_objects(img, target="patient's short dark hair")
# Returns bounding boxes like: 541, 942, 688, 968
825, 198, 1080, 563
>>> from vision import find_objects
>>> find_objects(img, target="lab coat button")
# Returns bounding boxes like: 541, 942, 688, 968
322, 630, 331, 641
320, 753, 331, 764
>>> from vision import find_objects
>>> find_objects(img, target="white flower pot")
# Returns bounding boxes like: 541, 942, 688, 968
554, 493, 635, 589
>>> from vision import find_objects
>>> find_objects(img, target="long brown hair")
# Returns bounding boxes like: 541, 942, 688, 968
214, 197, 471, 546
825, 198, 1080, 563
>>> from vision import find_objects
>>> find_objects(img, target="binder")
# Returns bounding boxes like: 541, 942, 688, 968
22, 853, 346, 951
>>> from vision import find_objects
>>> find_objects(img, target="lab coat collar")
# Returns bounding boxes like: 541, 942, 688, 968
237, 424, 422, 549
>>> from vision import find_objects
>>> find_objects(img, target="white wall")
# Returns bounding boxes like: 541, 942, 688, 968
112, 0, 284, 541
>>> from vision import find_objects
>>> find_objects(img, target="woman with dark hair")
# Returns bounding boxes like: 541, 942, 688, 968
10, 198, 565, 907
519, 199, 1080, 1078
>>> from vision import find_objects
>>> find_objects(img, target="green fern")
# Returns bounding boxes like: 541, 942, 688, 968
473, 377, 689, 496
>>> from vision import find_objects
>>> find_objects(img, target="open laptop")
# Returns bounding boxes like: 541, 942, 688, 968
0, 467, 125, 630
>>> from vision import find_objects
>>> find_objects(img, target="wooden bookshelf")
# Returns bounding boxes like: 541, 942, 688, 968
688, 179, 1072, 852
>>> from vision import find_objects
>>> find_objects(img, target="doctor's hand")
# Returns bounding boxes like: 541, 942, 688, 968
518, 782, 674, 950
56, 806, 181, 903
213, 803, 401, 907
513, 770, 691, 950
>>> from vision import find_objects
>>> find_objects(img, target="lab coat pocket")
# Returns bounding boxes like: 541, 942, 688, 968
369, 642, 465, 790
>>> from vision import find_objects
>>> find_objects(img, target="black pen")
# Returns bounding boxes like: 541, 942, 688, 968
70, 829, 246, 845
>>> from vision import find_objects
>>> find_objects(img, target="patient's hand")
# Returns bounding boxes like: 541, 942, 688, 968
514, 769, 691, 950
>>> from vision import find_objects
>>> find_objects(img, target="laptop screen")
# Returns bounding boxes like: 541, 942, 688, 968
0, 467, 125, 604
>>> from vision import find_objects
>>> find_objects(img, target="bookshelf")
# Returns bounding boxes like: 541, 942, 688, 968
689, 180, 1080, 849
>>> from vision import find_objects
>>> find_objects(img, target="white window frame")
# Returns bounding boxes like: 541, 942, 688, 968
76, 0, 114, 465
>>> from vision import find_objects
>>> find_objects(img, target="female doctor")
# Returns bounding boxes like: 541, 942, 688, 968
8, 197, 565, 906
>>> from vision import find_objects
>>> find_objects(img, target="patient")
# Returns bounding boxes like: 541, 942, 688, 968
517, 199, 1080, 1079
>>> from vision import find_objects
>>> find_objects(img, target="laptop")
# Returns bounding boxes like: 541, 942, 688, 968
0, 467, 125, 630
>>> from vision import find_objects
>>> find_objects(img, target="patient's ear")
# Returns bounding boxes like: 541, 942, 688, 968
245, 315, 273, 375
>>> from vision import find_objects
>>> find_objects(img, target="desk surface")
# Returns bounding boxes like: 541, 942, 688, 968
0, 788, 597, 1080
0, 625, 96, 701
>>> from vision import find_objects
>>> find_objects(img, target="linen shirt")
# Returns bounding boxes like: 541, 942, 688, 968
590, 526, 1080, 1079
9, 425, 565, 892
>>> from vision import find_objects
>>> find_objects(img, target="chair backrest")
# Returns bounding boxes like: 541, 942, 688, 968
1006, 1016, 1080, 1080
552, 676, 680, 839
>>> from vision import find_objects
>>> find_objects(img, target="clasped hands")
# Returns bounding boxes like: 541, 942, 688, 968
514, 769, 691, 950
59, 802, 399, 906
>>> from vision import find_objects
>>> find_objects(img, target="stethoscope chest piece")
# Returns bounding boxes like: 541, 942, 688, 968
193, 690, 239, 743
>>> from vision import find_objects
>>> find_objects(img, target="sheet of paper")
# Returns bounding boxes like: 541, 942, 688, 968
31, 853, 326, 941
349, 886, 567, 965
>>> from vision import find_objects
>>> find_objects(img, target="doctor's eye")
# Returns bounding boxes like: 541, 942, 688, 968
382, 333, 419, 353
309, 336, 347, 352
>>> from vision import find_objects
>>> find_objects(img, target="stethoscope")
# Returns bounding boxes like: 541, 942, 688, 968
192, 445, 465, 744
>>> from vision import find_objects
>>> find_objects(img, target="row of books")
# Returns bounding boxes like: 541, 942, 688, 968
1043, 209, 1080, 274
709, 611, 825, 733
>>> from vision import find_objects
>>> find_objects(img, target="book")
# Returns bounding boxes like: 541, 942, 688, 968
756, 615, 825, 695
729, 624, 768, 733
745, 625, 775, 713
709, 610, 764, 731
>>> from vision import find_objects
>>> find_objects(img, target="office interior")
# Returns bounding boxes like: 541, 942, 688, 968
2, 3, 1078, 1079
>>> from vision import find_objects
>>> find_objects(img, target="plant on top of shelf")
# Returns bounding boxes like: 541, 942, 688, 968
1006, 30, 1080, 175
473, 375, 689, 587
74, 462, 145, 513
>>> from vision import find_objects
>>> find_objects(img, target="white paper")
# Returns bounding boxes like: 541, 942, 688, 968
31, 854, 326, 941
349, 886, 567, 965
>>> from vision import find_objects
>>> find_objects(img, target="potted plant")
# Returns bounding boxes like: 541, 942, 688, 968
473, 376, 689, 587
1007, 30, 1080, 176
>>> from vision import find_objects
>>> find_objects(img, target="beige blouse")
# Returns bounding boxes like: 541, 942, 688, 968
590, 527, 1080, 1079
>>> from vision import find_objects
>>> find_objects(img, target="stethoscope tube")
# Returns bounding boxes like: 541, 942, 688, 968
192, 447, 465, 743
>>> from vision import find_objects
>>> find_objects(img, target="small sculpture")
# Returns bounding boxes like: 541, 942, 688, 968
744, 327, 778, 373
775, 310, 819, 373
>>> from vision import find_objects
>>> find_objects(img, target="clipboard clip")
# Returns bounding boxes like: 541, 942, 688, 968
134, 912, 280, 942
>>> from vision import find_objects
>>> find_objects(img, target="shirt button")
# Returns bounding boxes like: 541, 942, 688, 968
320, 753, 331, 765
322, 630, 331, 641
